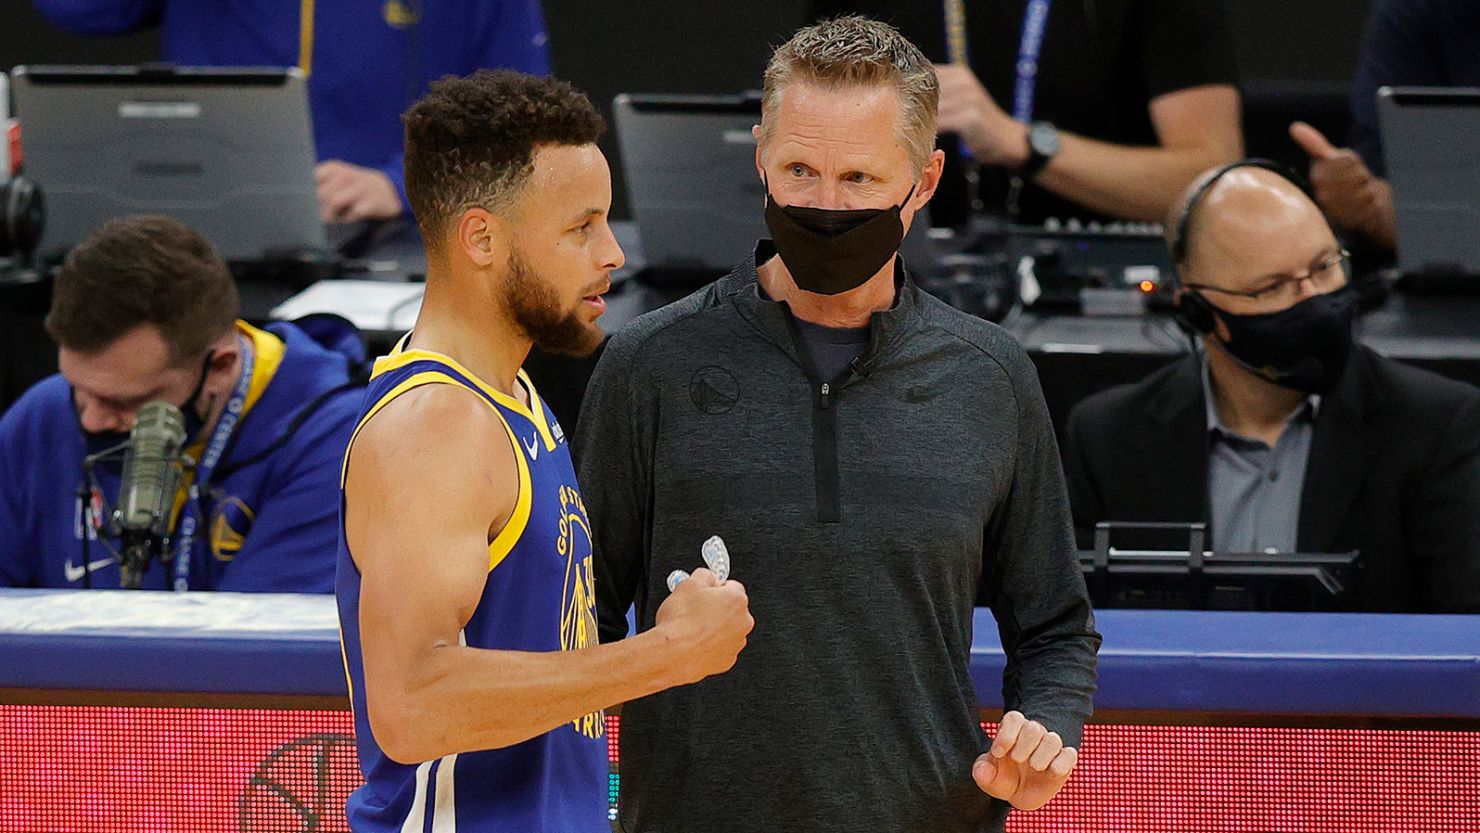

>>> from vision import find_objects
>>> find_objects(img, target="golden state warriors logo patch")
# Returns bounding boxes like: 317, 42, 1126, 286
210, 497, 255, 561
382, 0, 420, 28
557, 484, 604, 739
689, 366, 739, 415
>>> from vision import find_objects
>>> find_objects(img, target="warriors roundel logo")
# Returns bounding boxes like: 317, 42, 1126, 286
210, 497, 256, 562
382, 0, 420, 28
688, 366, 739, 415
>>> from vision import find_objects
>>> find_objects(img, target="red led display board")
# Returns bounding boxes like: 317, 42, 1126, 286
2, 708, 1475, 831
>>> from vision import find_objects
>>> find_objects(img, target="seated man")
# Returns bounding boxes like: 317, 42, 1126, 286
0, 215, 362, 591
1290, 0, 1480, 256
1063, 161, 1480, 613
33, 0, 551, 223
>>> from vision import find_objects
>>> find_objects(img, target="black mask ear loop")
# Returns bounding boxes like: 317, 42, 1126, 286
898, 181, 918, 220
182, 350, 217, 426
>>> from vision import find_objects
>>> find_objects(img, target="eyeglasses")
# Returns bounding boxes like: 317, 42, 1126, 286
1182, 249, 1350, 305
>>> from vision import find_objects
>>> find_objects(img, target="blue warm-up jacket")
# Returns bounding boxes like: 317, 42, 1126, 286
0, 321, 363, 592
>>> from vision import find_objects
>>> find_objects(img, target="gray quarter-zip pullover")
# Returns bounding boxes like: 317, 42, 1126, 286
575, 243, 1100, 833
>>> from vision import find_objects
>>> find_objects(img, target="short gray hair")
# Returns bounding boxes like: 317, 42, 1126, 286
760, 16, 939, 174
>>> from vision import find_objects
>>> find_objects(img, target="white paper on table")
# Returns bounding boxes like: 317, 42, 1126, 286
270, 280, 425, 332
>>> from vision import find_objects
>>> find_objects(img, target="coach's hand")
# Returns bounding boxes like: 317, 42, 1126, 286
972, 711, 1078, 811
654, 568, 753, 685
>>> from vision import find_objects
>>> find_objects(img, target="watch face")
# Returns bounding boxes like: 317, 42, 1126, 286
1030, 122, 1061, 156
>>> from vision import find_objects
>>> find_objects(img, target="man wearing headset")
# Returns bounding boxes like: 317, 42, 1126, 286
0, 215, 362, 591
1061, 161, 1480, 613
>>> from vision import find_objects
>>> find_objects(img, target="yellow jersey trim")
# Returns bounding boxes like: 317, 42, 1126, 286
487, 415, 533, 572
522, 369, 558, 452
372, 338, 545, 430
340, 370, 532, 574
339, 631, 355, 706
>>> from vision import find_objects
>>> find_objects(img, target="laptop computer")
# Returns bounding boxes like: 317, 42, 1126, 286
1376, 86, 1480, 278
10, 65, 326, 261
613, 91, 938, 280
613, 92, 769, 275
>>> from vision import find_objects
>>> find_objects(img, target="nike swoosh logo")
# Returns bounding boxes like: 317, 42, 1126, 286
522, 435, 540, 461
64, 557, 116, 582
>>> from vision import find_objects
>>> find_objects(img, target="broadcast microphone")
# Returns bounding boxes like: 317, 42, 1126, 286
113, 400, 187, 589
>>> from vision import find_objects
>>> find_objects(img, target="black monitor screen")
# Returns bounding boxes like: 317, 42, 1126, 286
1082, 522, 1360, 611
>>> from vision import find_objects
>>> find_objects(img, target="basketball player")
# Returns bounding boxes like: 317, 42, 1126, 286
335, 70, 754, 832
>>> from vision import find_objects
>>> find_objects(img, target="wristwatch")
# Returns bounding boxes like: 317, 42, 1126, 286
1019, 121, 1061, 181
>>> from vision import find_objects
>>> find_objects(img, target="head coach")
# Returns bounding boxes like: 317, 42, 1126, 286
576, 16, 1100, 833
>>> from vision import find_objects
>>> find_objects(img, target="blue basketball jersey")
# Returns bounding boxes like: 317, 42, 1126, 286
335, 339, 608, 832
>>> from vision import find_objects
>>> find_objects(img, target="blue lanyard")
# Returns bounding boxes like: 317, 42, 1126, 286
171, 336, 255, 592
1012, 0, 1053, 123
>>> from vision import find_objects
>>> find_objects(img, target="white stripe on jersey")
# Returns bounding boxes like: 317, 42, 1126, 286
400, 760, 433, 833
431, 753, 459, 832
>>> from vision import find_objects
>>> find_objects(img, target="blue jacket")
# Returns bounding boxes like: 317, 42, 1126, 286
0, 321, 363, 592
32, 0, 551, 209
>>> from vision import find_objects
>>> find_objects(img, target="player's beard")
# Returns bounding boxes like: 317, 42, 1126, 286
503, 248, 605, 358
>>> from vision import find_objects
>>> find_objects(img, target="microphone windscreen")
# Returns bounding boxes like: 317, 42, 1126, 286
116, 400, 187, 534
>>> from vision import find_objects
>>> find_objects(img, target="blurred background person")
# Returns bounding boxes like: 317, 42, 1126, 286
32, 0, 551, 223
808, 0, 1243, 225
1289, 0, 1480, 259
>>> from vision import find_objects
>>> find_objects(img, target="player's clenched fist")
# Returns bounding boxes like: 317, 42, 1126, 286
654, 568, 754, 685
972, 710, 1079, 811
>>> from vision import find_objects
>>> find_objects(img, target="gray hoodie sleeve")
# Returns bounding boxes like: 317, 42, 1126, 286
573, 330, 652, 644
981, 348, 1101, 749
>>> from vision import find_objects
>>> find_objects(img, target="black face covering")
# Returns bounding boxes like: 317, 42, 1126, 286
82, 428, 132, 465
763, 183, 915, 296
1210, 287, 1357, 395
79, 351, 215, 468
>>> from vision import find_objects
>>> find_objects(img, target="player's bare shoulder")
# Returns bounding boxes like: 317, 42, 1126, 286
343, 383, 519, 546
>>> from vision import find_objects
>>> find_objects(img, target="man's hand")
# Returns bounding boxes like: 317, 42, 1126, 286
315, 160, 403, 223
972, 711, 1078, 811
936, 64, 1030, 169
1289, 121, 1396, 250
654, 567, 754, 686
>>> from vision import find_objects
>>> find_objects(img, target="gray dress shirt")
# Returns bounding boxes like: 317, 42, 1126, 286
1203, 364, 1320, 553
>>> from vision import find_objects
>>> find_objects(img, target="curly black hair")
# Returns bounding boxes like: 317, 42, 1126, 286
403, 70, 605, 247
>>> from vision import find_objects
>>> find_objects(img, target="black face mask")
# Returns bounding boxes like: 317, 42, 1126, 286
763, 183, 915, 296
80, 352, 215, 469
1210, 287, 1357, 395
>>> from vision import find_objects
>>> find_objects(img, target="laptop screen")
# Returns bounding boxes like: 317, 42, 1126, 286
613, 93, 769, 274
11, 65, 326, 261
1377, 86, 1480, 277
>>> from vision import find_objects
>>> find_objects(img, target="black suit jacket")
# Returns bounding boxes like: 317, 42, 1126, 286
1062, 346, 1480, 612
